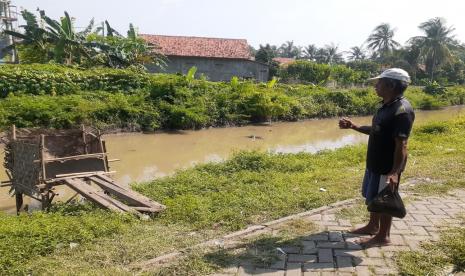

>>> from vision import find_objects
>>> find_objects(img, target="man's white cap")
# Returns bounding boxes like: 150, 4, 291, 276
368, 68, 411, 83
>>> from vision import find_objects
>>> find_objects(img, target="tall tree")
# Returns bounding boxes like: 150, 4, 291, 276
38, 9, 93, 64
408, 17, 457, 80
278, 41, 301, 58
347, 46, 366, 61
2, 10, 49, 62
303, 44, 318, 61
255, 44, 278, 63
366, 23, 400, 60
324, 43, 343, 64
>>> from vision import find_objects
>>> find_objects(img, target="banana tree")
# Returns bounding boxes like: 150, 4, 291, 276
38, 10, 93, 64
2, 10, 49, 62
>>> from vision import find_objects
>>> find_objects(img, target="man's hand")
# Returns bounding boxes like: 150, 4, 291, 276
386, 172, 399, 191
339, 117, 355, 129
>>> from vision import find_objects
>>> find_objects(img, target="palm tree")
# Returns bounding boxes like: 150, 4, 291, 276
324, 43, 343, 64
347, 46, 366, 61
278, 41, 301, 58
408, 17, 457, 80
303, 44, 317, 61
366, 23, 400, 60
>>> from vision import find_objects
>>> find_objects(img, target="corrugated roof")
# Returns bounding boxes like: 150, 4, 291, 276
141, 34, 252, 60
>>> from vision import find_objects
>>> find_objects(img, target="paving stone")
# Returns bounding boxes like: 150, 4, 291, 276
286, 262, 302, 276
333, 249, 365, 258
325, 226, 351, 231
408, 221, 434, 227
392, 220, 409, 230
336, 256, 353, 269
302, 247, 318, 254
318, 249, 333, 263
288, 254, 317, 263
365, 247, 383, 258
329, 231, 344, 242
381, 245, 410, 252
302, 240, 316, 248
281, 246, 301, 254
389, 234, 406, 245
429, 208, 447, 215
408, 210, 433, 215
302, 272, 320, 276
303, 262, 335, 272
390, 229, 412, 235
345, 241, 362, 250
374, 267, 398, 275
316, 241, 346, 249
412, 214, 429, 222
253, 268, 285, 276
358, 257, 385, 266
355, 265, 371, 276
304, 234, 328, 241
409, 226, 430, 236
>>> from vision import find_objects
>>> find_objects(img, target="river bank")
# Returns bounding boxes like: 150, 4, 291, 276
0, 115, 464, 274
1, 106, 464, 214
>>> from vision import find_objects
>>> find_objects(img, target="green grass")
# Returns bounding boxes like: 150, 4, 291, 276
396, 217, 465, 275
1, 116, 465, 274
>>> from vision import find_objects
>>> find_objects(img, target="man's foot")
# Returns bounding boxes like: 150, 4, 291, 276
349, 225, 379, 235
357, 236, 391, 248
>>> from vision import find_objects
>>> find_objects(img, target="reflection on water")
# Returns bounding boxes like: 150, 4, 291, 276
271, 134, 367, 154
1, 106, 464, 213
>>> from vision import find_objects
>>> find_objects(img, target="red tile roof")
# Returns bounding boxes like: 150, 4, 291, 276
273, 57, 296, 65
141, 34, 252, 60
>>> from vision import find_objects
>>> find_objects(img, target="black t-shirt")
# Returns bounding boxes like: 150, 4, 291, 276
366, 96, 415, 174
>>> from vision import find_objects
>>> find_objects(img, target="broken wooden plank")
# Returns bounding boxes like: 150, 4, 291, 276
44, 171, 115, 184
35, 153, 107, 163
98, 174, 165, 208
132, 206, 163, 213
64, 178, 124, 213
90, 175, 165, 211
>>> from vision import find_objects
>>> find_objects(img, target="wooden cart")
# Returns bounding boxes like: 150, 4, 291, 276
1, 125, 165, 215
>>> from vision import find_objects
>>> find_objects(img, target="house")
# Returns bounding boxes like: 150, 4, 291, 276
272, 57, 296, 66
141, 34, 269, 82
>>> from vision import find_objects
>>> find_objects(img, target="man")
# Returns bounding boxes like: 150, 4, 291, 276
339, 68, 415, 247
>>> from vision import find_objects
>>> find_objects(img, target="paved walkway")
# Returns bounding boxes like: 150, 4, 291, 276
213, 189, 465, 276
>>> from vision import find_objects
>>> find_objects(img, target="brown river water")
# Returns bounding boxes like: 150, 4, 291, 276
1, 106, 464, 213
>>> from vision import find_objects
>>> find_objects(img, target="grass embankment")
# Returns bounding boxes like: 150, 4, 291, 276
396, 220, 465, 275
0, 117, 464, 275
1, 64, 465, 131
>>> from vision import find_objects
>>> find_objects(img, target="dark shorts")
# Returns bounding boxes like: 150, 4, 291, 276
362, 169, 389, 205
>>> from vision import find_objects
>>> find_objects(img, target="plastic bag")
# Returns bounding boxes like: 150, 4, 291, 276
367, 186, 406, 218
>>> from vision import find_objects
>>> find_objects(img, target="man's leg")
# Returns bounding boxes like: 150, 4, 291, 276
358, 213, 392, 246
349, 212, 380, 235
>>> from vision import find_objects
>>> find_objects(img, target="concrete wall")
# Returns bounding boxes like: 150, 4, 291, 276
146, 56, 269, 82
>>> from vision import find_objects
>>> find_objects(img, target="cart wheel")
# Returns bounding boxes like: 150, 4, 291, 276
15, 192, 23, 215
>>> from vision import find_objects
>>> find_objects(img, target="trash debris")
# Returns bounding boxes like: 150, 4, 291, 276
319, 187, 327, 192
276, 247, 287, 255
69, 242, 79, 249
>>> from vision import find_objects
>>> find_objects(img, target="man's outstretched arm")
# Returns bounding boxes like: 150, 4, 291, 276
339, 118, 372, 135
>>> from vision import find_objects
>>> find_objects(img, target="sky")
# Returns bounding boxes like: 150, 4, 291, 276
10, 0, 465, 52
